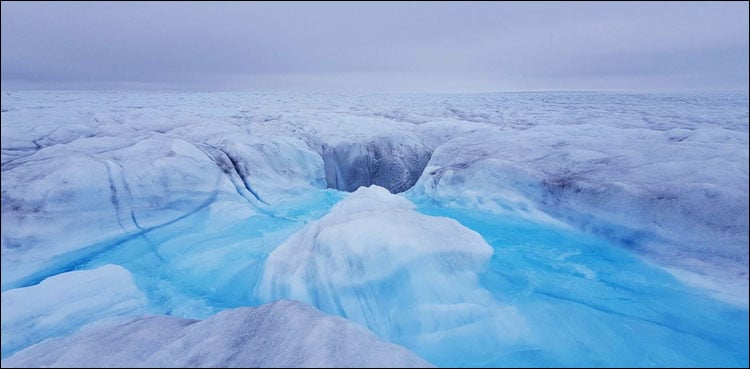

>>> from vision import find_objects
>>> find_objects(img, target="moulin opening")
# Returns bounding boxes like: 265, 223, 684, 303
321, 138, 432, 194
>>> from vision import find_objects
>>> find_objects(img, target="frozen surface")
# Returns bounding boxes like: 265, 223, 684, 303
259, 186, 523, 359
2, 299, 432, 368
408, 203, 748, 367
408, 94, 750, 301
1, 90, 747, 367
0, 265, 149, 358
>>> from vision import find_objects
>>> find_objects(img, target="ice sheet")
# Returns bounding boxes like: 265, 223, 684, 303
1, 90, 747, 367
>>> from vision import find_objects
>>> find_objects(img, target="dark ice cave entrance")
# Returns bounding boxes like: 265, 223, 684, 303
321, 139, 432, 194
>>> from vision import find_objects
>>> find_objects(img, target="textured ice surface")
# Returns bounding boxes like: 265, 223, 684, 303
2, 299, 432, 368
320, 133, 432, 193
258, 186, 524, 360
1, 91, 747, 366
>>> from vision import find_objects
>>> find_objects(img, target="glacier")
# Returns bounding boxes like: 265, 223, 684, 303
1, 90, 748, 367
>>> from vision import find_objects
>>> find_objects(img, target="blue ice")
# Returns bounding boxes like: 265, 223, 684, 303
13, 187, 743, 367
409, 200, 748, 367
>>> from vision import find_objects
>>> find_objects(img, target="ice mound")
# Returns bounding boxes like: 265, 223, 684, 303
1, 265, 149, 358
198, 134, 327, 204
1, 136, 254, 290
2, 299, 432, 368
258, 186, 523, 360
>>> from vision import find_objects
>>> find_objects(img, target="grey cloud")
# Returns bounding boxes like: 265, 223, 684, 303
1, 1, 747, 92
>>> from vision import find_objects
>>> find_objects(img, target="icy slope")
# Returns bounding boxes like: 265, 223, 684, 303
1, 265, 149, 357
258, 186, 523, 358
2, 299, 432, 368
408, 93, 749, 296
0, 134, 258, 290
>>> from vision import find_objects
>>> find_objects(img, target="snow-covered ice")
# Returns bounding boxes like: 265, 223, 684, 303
258, 186, 524, 360
2, 299, 432, 368
1, 90, 747, 367
1, 265, 149, 358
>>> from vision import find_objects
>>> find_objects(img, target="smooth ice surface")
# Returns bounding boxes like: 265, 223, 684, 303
0, 265, 149, 358
1, 91, 747, 367
2, 299, 432, 368
408, 202, 749, 367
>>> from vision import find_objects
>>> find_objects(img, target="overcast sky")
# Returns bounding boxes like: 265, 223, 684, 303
1, 1, 748, 92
